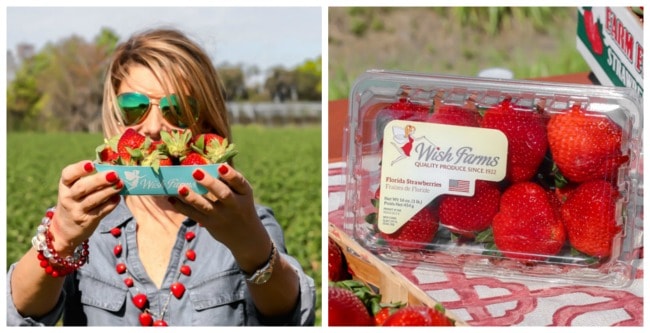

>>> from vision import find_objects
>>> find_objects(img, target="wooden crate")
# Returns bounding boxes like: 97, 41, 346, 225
328, 223, 468, 326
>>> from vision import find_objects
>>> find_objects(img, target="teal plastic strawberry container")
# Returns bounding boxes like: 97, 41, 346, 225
94, 164, 220, 195
342, 69, 643, 288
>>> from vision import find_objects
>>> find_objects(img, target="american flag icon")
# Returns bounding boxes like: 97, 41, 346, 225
449, 179, 470, 192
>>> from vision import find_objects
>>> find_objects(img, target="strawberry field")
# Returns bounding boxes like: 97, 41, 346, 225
6, 125, 322, 324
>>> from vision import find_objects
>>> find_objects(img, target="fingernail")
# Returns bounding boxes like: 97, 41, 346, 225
192, 169, 204, 181
84, 162, 94, 173
106, 171, 118, 183
218, 164, 228, 175
178, 186, 189, 197
167, 197, 177, 205
114, 180, 124, 190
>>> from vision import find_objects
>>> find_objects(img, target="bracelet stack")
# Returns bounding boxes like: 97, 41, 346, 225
32, 208, 89, 277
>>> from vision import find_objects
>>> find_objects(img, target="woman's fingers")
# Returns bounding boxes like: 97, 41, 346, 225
190, 164, 252, 206
60, 161, 95, 187
216, 164, 252, 196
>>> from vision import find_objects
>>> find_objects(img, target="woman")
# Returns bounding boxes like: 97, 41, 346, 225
6, 28, 316, 326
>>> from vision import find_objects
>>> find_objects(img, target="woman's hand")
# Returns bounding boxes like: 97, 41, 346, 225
170, 164, 260, 237
168, 164, 269, 257
51, 160, 123, 253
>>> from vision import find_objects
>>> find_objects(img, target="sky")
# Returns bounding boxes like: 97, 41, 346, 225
6, 6, 322, 72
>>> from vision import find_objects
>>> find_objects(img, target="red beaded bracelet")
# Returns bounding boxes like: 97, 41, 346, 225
32, 208, 89, 277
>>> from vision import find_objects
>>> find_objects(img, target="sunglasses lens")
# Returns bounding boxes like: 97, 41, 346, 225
160, 94, 198, 128
117, 93, 150, 125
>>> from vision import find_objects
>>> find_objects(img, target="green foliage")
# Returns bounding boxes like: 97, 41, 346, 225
329, 7, 590, 101
347, 7, 390, 37
445, 7, 567, 35
295, 56, 322, 100
6, 125, 322, 325
232, 124, 322, 324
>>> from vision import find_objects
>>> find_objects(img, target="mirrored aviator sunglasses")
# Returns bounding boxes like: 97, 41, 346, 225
116, 92, 198, 128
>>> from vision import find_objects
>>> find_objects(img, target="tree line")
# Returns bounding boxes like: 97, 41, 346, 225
7, 28, 322, 132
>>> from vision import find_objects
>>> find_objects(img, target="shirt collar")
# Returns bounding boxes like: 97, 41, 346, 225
97, 199, 134, 233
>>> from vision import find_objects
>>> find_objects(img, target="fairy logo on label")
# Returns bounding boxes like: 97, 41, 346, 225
378, 120, 508, 234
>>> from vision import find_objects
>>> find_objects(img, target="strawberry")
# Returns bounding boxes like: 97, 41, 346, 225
328, 237, 351, 282
491, 182, 566, 262
95, 135, 120, 164
382, 305, 453, 326
191, 133, 238, 163
384, 96, 431, 121
161, 129, 192, 159
141, 139, 173, 171
439, 180, 500, 238
379, 203, 439, 250
547, 104, 627, 183
480, 98, 548, 183
117, 128, 147, 165
376, 97, 431, 146
328, 287, 374, 326
427, 104, 479, 127
561, 180, 621, 258
180, 152, 210, 165
374, 302, 406, 326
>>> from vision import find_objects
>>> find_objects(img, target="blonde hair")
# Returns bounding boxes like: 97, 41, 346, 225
101, 28, 231, 143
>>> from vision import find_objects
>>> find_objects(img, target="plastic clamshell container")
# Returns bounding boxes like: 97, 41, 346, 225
94, 163, 220, 195
343, 69, 642, 288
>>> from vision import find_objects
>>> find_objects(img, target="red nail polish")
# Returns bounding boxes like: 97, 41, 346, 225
84, 162, 94, 173
114, 180, 124, 190
178, 186, 189, 197
218, 164, 228, 175
192, 169, 205, 181
106, 171, 118, 183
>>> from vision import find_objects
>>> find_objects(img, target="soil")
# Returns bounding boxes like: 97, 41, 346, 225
328, 7, 583, 98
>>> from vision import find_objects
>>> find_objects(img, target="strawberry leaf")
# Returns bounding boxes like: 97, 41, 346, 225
474, 228, 494, 243
552, 163, 569, 189
364, 212, 377, 224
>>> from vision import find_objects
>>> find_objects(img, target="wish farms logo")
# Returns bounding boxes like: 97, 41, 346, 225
389, 123, 502, 169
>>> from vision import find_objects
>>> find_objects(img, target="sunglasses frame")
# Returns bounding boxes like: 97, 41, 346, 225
116, 91, 198, 128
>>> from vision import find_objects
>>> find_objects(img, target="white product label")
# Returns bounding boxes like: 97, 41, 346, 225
378, 120, 508, 234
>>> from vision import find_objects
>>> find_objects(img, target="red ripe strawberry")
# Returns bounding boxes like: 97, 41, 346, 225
376, 97, 431, 146
561, 180, 621, 258
161, 129, 192, 159
492, 182, 566, 262
180, 152, 210, 165
374, 302, 406, 326
547, 104, 627, 183
328, 287, 374, 326
427, 104, 479, 127
328, 238, 351, 282
141, 139, 173, 170
480, 98, 548, 183
117, 128, 147, 165
382, 305, 453, 326
374, 307, 394, 326
191, 133, 238, 163
379, 203, 439, 250
95, 135, 120, 164
385, 96, 431, 121
439, 180, 500, 238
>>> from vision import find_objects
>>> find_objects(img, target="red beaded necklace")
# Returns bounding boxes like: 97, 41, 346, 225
110, 226, 196, 326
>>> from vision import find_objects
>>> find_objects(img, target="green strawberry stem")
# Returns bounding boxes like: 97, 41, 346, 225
331, 279, 383, 315
551, 163, 569, 189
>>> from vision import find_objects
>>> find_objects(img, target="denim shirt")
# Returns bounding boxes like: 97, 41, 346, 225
6, 201, 316, 326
